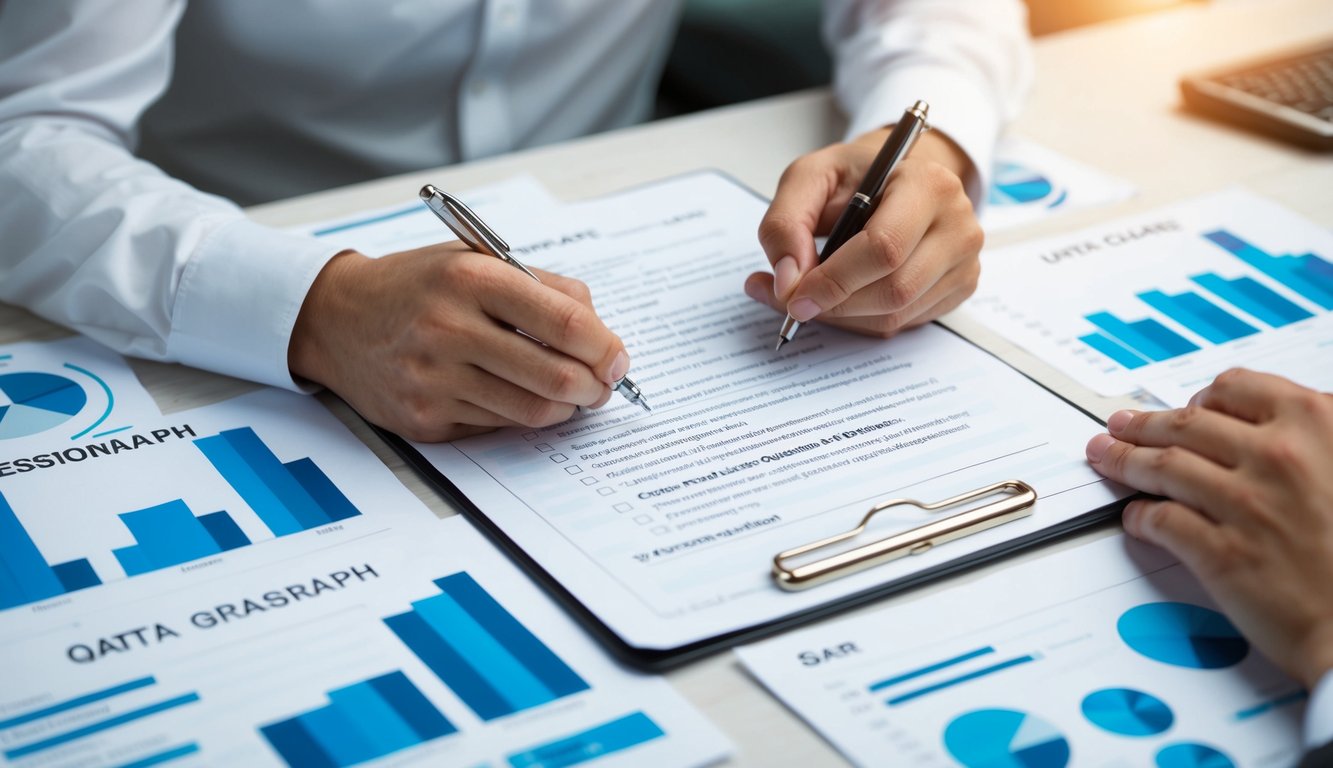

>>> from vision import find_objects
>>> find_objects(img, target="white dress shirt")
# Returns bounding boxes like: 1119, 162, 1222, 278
1311, 669, 1333, 751
0, 0, 1031, 390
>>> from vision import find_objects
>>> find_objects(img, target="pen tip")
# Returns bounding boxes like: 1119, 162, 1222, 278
775, 337, 787, 352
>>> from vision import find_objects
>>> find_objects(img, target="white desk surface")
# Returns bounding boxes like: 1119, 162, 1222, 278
3, 0, 1330, 764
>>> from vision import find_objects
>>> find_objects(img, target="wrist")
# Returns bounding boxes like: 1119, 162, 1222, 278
289, 249, 369, 387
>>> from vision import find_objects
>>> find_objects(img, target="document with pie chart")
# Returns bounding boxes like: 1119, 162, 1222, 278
736, 534, 1306, 768
979, 137, 1135, 233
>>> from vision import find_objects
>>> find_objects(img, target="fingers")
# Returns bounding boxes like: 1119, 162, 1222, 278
1104, 407, 1252, 468
456, 366, 580, 428
1085, 433, 1237, 520
1122, 499, 1227, 574
758, 154, 839, 299
1189, 368, 1294, 423
470, 325, 613, 407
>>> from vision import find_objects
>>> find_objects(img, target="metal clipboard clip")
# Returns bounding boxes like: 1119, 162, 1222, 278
772, 480, 1037, 590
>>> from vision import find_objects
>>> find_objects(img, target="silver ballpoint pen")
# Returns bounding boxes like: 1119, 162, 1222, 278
419, 185, 651, 413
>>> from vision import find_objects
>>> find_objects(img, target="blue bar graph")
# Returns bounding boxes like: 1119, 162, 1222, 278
507, 712, 666, 768
0, 491, 101, 610
194, 427, 360, 537
1204, 230, 1333, 309
259, 671, 455, 768
0, 676, 156, 730
114, 743, 200, 768
111, 500, 251, 576
1085, 312, 1200, 361
385, 573, 589, 721
1136, 290, 1259, 344
1079, 333, 1150, 369
885, 655, 1039, 707
1192, 273, 1313, 327
869, 647, 996, 692
3, 693, 200, 759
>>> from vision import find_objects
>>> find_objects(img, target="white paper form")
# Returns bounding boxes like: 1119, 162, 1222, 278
979, 137, 1136, 233
964, 188, 1333, 399
0, 518, 731, 767
289, 175, 560, 257
736, 534, 1305, 767
409, 171, 1130, 652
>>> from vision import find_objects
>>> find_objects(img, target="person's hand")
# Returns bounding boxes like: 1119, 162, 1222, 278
1085, 369, 1333, 688
744, 128, 983, 337
289, 245, 628, 442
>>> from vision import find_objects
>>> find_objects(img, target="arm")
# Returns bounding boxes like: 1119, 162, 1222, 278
1084, 369, 1333, 749
746, 0, 1032, 336
0, 0, 340, 390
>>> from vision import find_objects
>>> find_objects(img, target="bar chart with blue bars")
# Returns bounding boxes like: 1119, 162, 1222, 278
384, 572, 590, 721
867, 646, 1040, 708
0, 674, 201, 763
1078, 229, 1330, 370
259, 671, 456, 767
1, 425, 361, 611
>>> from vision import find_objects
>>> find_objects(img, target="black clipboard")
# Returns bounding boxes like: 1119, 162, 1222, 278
372, 170, 1133, 671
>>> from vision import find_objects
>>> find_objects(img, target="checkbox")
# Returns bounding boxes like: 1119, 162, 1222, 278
564, 465, 583, 475
634, 515, 653, 525
613, 503, 632, 513
580, 477, 598, 486
535, 443, 554, 452
523, 432, 539, 441
549, 453, 568, 463
597, 487, 615, 496
651, 526, 670, 535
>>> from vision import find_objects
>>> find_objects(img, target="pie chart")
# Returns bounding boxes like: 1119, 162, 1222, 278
1081, 687, 1174, 736
943, 708, 1071, 768
1155, 742, 1236, 768
0, 372, 88, 440
1117, 602, 1249, 669
989, 162, 1059, 206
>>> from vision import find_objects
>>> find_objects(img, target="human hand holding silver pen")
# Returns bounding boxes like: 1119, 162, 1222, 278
420, 185, 651, 413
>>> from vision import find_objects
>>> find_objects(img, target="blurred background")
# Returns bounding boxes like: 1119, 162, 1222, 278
656, 0, 1201, 116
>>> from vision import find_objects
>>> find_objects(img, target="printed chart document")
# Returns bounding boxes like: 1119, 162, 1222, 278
0, 517, 730, 767
736, 534, 1305, 767
979, 137, 1135, 233
388, 172, 1132, 660
963, 188, 1333, 401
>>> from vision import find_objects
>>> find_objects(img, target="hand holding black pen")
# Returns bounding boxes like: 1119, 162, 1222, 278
774, 101, 931, 349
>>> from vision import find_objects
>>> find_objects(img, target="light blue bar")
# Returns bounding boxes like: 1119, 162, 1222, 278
1205, 230, 1333, 309
869, 647, 995, 692
413, 592, 555, 713
299, 705, 377, 766
114, 500, 222, 576
507, 712, 665, 768
1138, 290, 1257, 344
113, 742, 200, 768
0, 676, 156, 730
1192, 273, 1313, 327
1086, 312, 1176, 360
0, 491, 65, 606
194, 434, 304, 536
4, 693, 200, 759
327, 681, 421, 755
311, 203, 420, 236
1078, 332, 1150, 369
887, 656, 1038, 706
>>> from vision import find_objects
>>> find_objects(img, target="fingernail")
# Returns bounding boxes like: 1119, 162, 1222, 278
788, 297, 821, 322
774, 256, 799, 298
1106, 410, 1133, 434
609, 351, 629, 383
1086, 433, 1115, 463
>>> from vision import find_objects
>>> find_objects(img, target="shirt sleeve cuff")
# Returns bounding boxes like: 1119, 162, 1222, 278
840, 64, 1003, 210
1307, 668, 1333, 750
167, 217, 342, 392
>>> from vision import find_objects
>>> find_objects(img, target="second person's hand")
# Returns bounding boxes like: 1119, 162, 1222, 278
745, 128, 983, 338
289, 245, 628, 442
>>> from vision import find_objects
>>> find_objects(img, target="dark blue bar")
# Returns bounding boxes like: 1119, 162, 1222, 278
0, 676, 156, 730
0, 490, 65, 608
285, 458, 361, 523
298, 703, 376, 765
384, 611, 512, 721
1086, 312, 1196, 361
113, 742, 200, 768
1079, 333, 1149, 369
195, 434, 304, 536
368, 672, 457, 740
52, 559, 101, 592
4, 693, 201, 759
198, 511, 252, 552
1204, 230, 1333, 309
220, 429, 332, 531
1192, 273, 1313, 327
260, 717, 337, 768
507, 712, 666, 768
114, 500, 222, 576
887, 656, 1038, 706
868, 647, 995, 692
1138, 290, 1258, 344
437, 573, 589, 699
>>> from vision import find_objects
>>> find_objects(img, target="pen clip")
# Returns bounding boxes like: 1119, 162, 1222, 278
420, 185, 542, 281
771, 479, 1037, 590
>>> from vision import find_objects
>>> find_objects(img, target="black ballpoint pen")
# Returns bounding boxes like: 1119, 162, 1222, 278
775, 100, 931, 350
419, 185, 651, 412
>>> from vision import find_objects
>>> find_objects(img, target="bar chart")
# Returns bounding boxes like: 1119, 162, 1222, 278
260, 671, 456, 767
384, 572, 590, 721
0, 491, 101, 609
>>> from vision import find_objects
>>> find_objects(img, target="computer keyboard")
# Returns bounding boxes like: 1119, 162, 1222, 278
1181, 40, 1333, 150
